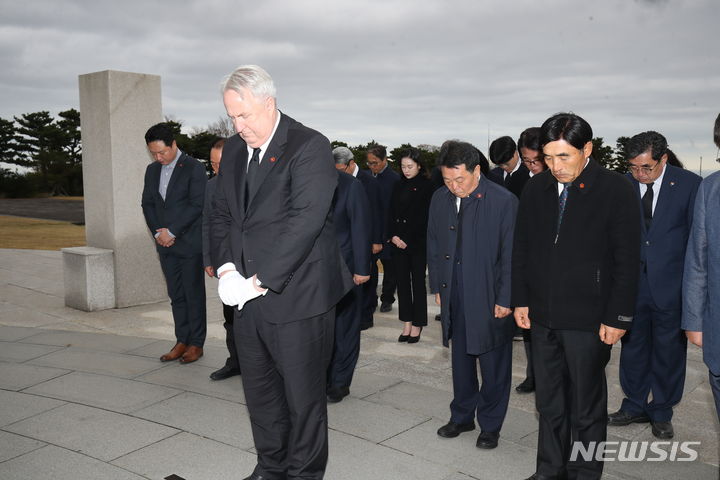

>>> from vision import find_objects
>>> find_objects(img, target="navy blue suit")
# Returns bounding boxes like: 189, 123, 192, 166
141, 152, 207, 347
356, 168, 383, 329
619, 164, 701, 422
368, 165, 401, 312
329, 171, 372, 389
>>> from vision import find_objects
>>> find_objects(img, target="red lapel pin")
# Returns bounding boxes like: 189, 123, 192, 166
270, 157, 277, 163
670, 181, 675, 186
476, 193, 483, 198
579, 183, 585, 189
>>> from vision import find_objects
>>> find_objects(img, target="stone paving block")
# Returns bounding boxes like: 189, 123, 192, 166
348, 370, 402, 399
0, 306, 67, 327
0, 445, 146, 480
136, 362, 246, 403
0, 340, 64, 362
112, 432, 256, 480
24, 371, 182, 413
0, 430, 45, 462
133, 391, 254, 449
328, 396, 430, 443
0, 360, 69, 390
358, 356, 453, 391
5, 403, 179, 462
0, 325, 37, 341
0, 390, 65, 427
497, 406, 538, 443
441, 474, 478, 480
326, 428, 455, 479
27, 347, 163, 378
18, 330, 156, 353
604, 455, 718, 480
364, 380, 451, 420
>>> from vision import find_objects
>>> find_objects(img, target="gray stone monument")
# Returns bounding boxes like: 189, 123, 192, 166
64, 70, 167, 310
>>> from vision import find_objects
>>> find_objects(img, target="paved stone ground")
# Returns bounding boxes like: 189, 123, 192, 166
0, 198, 85, 224
0, 248, 718, 479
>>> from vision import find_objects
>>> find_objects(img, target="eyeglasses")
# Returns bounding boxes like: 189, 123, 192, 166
522, 159, 542, 166
627, 161, 662, 174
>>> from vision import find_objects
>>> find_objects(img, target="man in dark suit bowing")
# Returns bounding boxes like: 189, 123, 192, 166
488, 135, 530, 198
327, 170, 372, 403
513, 113, 640, 480
141, 123, 207, 364
609, 131, 701, 439
210, 65, 353, 480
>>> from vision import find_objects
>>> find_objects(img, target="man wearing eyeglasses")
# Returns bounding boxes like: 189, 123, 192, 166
518, 127, 547, 177
609, 131, 701, 440
683, 113, 720, 424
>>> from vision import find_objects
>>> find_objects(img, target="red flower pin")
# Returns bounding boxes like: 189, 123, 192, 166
476, 193, 483, 198
270, 157, 277, 163
579, 183, 585, 189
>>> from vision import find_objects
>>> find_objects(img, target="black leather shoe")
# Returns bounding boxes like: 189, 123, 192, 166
476, 430, 499, 449
209, 365, 241, 381
515, 378, 535, 394
607, 409, 650, 426
327, 386, 350, 403
380, 302, 392, 313
242, 474, 267, 480
398, 334, 410, 342
360, 321, 374, 331
434, 314, 441, 322
437, 421, 475, 438
651, 421, 674, 439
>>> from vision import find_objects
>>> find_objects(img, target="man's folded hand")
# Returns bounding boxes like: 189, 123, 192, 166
218, 270, 267, 310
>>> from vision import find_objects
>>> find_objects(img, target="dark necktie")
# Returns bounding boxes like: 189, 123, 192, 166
555, 183, 571, 243
456, 197, 467, 256
244, 148, 261, 210
642, 182, 654, 231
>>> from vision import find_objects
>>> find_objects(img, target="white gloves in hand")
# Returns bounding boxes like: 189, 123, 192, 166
217, 270, 267, 310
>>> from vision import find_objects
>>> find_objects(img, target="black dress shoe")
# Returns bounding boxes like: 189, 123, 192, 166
435, 314, 441, 322
327, 385, 350, 403
209, 364, 241, 381
437, 421, 475, 438
360, 321, 374, 331
515, 378, 535, 394
379, 302, 392, 313
242, 474, 267, 480
398, 334, 410, 342
476, 430, 499, 449
651, 420, 674, 439
607, 409, 650, 426
407, 327, 423, 344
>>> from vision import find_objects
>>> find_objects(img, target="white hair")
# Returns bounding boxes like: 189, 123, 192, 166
220, 65, 277, 100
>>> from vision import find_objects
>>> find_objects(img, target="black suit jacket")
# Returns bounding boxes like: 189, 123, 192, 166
141, 152, 206, 257
210, 113, 353, 323
356, 168, 383, 245
489, 163, 530, 198
511, 160, 641, 331
374, 165, 401, 259
333, 171, 372, 276
388, 175, 434, 252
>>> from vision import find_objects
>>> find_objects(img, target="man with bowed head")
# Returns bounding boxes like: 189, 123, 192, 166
512, 113, 640, 480
210, 65, 352, 480
428, 140, 517, 450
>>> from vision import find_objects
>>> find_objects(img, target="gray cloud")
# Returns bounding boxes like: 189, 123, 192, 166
0, 0, 717, 171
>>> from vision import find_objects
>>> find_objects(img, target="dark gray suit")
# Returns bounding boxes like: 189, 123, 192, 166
141, 152, 207, 347
210, 112, 353, 479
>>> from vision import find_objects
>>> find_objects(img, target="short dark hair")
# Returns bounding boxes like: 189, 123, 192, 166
438, 140, 479, 172
211, 137, 225, 151
489, 136, 516, 165
625, 131, 667, 161
714, 113, 720, 149
399, 147, 425, 172
144, 123, 175, 146
367, 145, 387, 159
518, 127, 541, 152
539, 112, 593, 150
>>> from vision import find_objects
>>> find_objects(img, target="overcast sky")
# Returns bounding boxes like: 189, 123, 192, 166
1, 0, 718, 171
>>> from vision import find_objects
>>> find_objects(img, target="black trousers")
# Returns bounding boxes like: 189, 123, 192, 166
379, 256, 397, 304
361, 259, 379, 328
393, 247, 428, 327
710, 369, 720, 422
328, 284, 362, 388
222, 303, 239, 370
523, 329, 535, 383
532, 322, 611, 480
619, 273, 686, 422
158, 253, 206, 347
235, 304, 335, 480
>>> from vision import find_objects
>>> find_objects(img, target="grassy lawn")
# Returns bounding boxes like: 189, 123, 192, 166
0, 215, 86, 250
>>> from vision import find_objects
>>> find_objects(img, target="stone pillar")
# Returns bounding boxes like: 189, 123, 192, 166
62, 247, 115, 311
76, 70, 166, 308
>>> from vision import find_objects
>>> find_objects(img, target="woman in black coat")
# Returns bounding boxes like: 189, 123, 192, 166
389, 148, 434, 343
